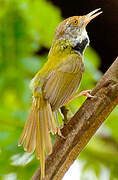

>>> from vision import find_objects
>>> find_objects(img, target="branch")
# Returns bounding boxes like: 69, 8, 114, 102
32, 57, 118, 180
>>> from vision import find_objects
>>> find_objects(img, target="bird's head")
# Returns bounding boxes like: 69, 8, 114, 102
54, 8, 102, 55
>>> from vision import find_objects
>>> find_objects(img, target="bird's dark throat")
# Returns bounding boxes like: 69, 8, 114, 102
72, 38, 88, 54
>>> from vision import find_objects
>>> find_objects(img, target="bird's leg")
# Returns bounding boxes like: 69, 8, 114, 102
60, 106, 69, 125
53, 111, 65, 138
65, 89, 94, 104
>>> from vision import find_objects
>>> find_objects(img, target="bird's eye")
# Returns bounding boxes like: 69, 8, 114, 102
73, 19, 78, 25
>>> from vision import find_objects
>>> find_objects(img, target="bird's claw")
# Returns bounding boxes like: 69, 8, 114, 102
57, 126, 65, 139
78, 89, 95, 98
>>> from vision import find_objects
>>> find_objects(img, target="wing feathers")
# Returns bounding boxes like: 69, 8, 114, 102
43, 55, 84, 111
43, 71, 82, 111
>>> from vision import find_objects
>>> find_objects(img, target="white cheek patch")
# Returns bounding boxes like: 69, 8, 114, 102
69, 28, 89, 47
78, 30, 89, 43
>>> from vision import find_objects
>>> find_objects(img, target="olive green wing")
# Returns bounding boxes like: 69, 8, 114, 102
43, 55, 84, 111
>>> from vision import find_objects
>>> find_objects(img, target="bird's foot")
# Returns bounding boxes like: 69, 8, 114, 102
77, 89, 94, 98
57, 126, 65, 139
65, 89, 94, 104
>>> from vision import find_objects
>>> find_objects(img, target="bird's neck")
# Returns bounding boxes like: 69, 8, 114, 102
48, 39, 77, 60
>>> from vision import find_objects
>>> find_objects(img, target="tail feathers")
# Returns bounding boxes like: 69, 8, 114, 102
47, 103, 57, 135
18, 103, 36, 154
18, 95, 57, 179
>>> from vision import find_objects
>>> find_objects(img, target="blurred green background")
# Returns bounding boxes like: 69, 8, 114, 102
0, 0, 118, 180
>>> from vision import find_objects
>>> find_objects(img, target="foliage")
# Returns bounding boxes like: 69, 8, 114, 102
0, 0, 117, 180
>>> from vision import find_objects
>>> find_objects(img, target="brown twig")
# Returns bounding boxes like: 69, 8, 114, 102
32, 57, 118, 180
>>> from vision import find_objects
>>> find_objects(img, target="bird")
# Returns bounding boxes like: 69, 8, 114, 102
18, 8, 102, 179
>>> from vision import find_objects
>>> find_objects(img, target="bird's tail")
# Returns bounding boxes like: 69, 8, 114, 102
18, 94, 57, 179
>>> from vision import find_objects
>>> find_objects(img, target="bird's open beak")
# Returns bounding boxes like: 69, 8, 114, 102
83, 8, 102, 26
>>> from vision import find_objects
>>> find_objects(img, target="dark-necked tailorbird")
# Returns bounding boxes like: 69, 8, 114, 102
18, 8, 102, 179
